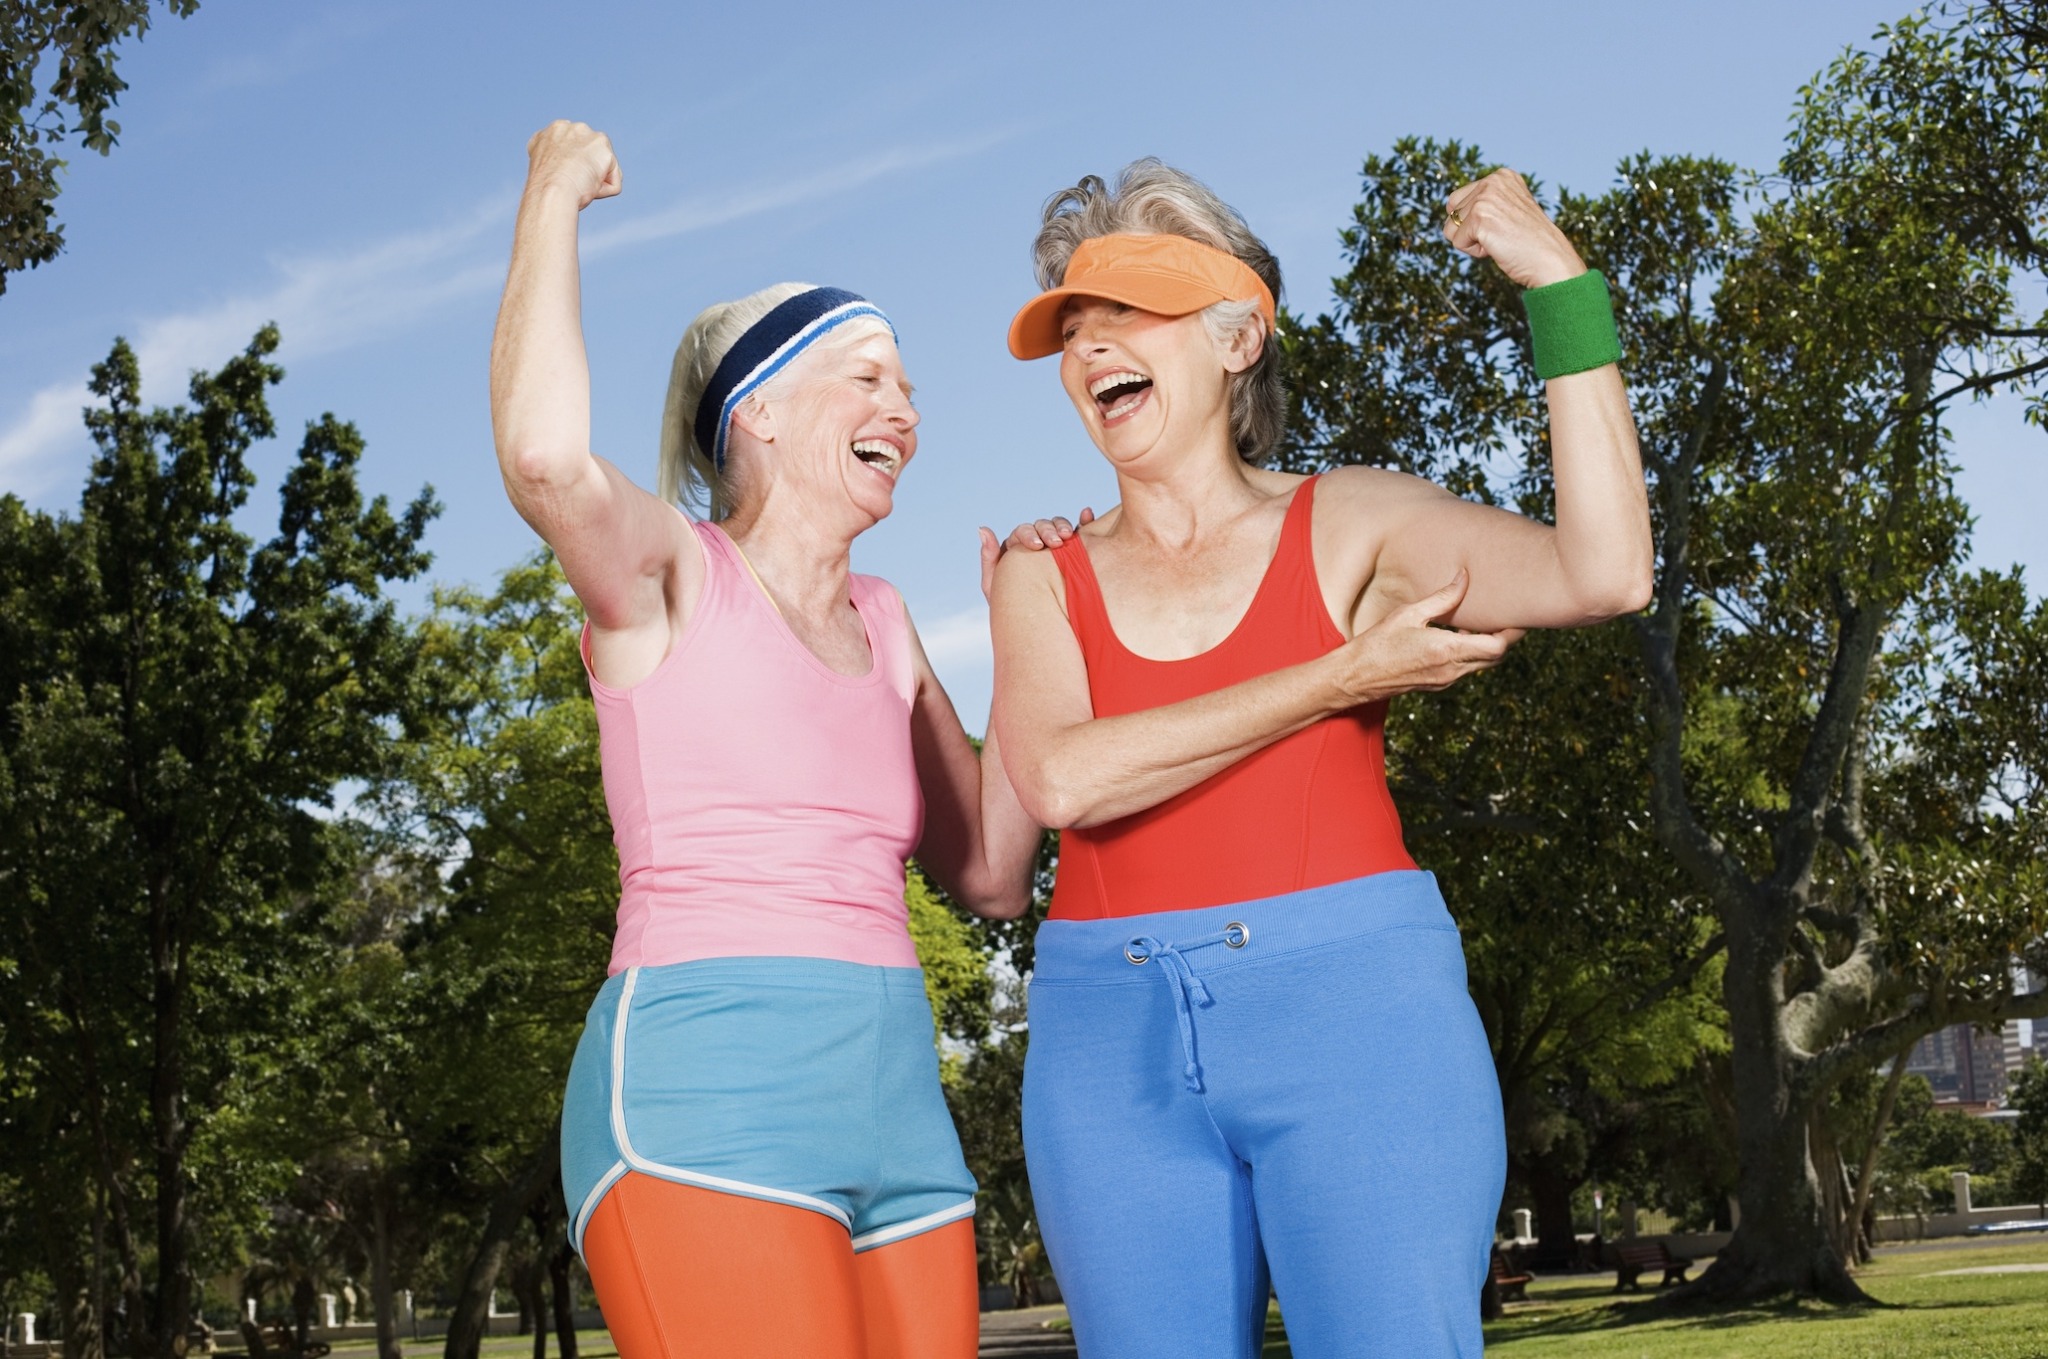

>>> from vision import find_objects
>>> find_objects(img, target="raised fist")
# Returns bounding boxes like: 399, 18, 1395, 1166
525, 120, 622, 210
1442, 169, 1584, 291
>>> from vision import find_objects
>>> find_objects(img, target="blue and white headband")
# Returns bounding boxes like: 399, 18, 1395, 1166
693, 286, 898, 470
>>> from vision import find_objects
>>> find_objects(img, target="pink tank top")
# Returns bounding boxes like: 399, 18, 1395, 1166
581, 517, 924, 973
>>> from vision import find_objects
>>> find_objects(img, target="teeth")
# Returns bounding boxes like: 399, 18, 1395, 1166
1090, 370, 1151, 399
851, 439, 899, 475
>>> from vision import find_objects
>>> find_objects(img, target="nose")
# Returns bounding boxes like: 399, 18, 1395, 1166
885, 386, 920, 432
1066, 313, 1114, 356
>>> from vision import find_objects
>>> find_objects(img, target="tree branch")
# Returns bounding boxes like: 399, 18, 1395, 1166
1806, 983, 2048, 1095
1632, 355, 1754, 908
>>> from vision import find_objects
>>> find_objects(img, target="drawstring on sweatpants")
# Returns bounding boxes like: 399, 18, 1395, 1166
1123, 922, 1249, 1092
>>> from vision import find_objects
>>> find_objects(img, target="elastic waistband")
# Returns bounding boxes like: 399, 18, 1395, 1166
598, 955, 928, 1000
1033, 870, 1452, 985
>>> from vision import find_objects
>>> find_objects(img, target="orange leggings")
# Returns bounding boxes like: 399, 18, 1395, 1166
581, 1173, 980, 1359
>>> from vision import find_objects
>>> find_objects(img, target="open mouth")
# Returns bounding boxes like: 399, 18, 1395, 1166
1089, 369, 1153, 424
852, 438, 901, 479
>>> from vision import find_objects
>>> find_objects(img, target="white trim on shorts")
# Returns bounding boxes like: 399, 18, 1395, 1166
849, 1200, 977, 1253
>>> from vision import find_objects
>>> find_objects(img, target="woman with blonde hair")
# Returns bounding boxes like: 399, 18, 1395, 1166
991, 159, 1652, 1357
490, 120, 1042, 1359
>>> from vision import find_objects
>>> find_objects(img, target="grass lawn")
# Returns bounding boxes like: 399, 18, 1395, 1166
311, 1241, 2048, 1358
1466, 1239, 2048, 1359
324, 1333, 618, 1359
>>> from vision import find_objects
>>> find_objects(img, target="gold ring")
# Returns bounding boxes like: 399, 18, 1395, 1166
1447, 208, 1465, 229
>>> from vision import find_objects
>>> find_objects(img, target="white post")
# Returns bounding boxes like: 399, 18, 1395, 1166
15, 1315, 35, 1347
487, 1291, 504, 1319
1953, 1171, 1973, 1215
319, 1295, 338, 1330
1512, 1208, 1533, 1241
245, 1299, 259, 1325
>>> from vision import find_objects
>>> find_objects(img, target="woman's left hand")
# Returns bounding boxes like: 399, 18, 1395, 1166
980, 509, 1094, 601
1442, 169, 1586, 290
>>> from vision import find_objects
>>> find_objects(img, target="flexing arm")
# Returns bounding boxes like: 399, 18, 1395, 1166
1360, 169, 1652, 634
491, 121, 698, 680
990, 547, 1510, 829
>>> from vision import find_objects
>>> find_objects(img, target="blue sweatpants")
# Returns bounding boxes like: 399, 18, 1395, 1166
1023, 871, 1506, 1358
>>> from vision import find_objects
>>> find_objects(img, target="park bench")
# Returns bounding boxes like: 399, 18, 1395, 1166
1489, 1248, 1532, 1302
236, 1321, 331, 1359
1612, 1240, 1692, 1291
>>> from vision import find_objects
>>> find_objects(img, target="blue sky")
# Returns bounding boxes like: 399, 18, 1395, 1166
2, 0, 2041, 726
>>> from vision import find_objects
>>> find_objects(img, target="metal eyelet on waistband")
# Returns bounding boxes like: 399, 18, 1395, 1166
1124, 943, 1150, 965
1223, 922, 1249, 948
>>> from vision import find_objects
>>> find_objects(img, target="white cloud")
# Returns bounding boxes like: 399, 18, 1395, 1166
915, 603, 992, 673
911, 601, 996, 734
1, 126, 1023, 499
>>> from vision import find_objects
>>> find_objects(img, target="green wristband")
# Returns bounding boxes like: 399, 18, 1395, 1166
1522, 269, 1621, 380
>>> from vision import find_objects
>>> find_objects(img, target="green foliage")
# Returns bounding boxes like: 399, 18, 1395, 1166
1280, 2, 2048, 1296
1888, 1104, 2014, 1177
2, 0, 200, 291
2007, 1056, 2048, 1208
905, 864, 995, 1065
0, 326, 436, 1355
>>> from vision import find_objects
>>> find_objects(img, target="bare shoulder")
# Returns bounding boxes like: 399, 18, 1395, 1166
1313, 463, 1456, 523
990, 537, 1068, 616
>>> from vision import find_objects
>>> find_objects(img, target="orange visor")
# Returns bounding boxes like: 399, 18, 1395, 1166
1007, 232, 1276, 360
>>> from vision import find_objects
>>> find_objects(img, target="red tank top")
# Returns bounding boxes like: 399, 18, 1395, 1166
1046, 474, 1416, 920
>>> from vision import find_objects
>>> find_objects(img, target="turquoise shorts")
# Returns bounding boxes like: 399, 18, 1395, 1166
560, 956, 977, 1255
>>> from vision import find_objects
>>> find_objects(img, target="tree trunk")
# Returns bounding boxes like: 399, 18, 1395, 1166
547, 1242, 579, 1359
151, 891, 192, 1359
292, 1278, 316, 1354
1842, 1046, 1912, 1265
524, 1268, 546, 1359
443, 1132, 561, 1359
1525, 1162, 1581, 1271
370, 1181, 404, 1359
1680, 926, 1868, 1304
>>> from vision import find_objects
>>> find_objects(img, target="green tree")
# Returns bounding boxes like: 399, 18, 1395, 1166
2011, 1056, 2048, 1212
1384, 595, 1727, 1262
0, 326, 436, 1358
1282, 2, 2048, 1304
363, 556, 608, 1359
2, 0, 200, 292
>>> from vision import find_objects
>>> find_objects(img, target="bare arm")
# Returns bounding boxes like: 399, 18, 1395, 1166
906, 612, 1039, 920
1364, 169, 1652, 633
490, 121, 699, 681
990, 547, 1509, 829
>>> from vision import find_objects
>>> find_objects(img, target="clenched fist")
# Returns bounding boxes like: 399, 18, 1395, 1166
1441, 169, 1584, 290
525, 120, 621, 210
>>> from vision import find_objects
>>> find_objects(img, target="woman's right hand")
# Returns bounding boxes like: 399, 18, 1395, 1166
525, 120, 622, 209
1330, 572, 1521, 704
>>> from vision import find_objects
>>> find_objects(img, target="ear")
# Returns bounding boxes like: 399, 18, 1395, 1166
727, 393, 777, 444
1220, 315, 1266, 375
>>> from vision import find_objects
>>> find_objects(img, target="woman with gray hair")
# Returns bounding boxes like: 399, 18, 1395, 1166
990, 159, 1652, 1357
490, 121, 1042, 1359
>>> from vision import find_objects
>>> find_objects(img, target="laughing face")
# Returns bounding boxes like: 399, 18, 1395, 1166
1055, 297, 1246, 471
733, 323, 918, 530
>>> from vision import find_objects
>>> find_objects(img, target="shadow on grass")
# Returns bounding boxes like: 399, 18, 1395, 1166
1486, 1287, 1985, 1345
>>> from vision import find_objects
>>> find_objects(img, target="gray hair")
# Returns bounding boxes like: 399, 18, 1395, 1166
657, 283, 892, 519
1030, 159, 1285, 462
